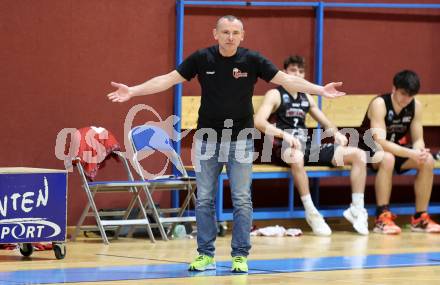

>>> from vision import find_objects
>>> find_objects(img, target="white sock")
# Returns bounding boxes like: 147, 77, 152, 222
301, 194, 318, 214
352, 193, 365, 208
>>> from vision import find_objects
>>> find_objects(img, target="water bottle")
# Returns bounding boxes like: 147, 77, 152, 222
172, 224, 187, 239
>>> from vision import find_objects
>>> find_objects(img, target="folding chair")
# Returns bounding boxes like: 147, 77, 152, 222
70, 134, 156, 244
128, 124, 197, 241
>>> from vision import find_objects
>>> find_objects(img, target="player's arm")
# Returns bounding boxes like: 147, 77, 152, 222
307, 94, 347, 145
254, 89, 300, 148
254, 89, 282, 137
370, 97, 417, 159
107, 70, 186, 103
270, 71, 345, 99
410, 99, 425, 150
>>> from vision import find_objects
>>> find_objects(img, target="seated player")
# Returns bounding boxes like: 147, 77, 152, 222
255, 55, 369, 236
359, 70, 440, 234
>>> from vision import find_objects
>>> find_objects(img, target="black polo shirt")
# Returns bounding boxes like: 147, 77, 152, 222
177, 45, 278, 140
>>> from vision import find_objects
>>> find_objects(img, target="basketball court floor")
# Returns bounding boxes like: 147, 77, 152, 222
1, 226, 440, 284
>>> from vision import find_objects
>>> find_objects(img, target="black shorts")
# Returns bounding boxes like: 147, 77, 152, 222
358, 141, 410, 174
272, 139, 337, 167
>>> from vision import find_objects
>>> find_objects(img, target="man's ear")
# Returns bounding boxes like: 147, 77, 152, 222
213, 28, 218, 40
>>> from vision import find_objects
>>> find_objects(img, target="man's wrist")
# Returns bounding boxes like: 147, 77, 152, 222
128, 87, 136, 98
407, 148, 417, 158
278, 129, 286, 139
327, 128, 338, 136
317, 85, 325, 96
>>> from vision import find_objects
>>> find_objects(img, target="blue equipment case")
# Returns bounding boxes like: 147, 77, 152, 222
0, 167, 68, 259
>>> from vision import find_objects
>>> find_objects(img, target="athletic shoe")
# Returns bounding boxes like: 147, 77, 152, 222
231, 256, 248, 273
343, 205, 369, 235
188, 255, 216, 271
373, 211, 401, 234
411, 213, 440, 233
306, 211, 332, 236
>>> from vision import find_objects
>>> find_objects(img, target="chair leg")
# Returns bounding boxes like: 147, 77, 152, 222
134, 190, 156, 243
176, 185, 196, 218
84, 189, 110, 245
191, 193, 197, 208
141, 186, 168, 241
163, 184, 197, 237
126, 195, 147, 238
114, 188, 138, 239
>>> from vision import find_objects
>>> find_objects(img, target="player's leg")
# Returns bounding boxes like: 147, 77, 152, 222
370, 152, 401, 234
332, 146, 369, 235
400, 155, 440, 233
282, 146, 331, 236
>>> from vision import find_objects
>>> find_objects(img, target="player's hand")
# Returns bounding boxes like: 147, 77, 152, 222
410, 148, 430, 164
322, 82, 346, 98
419, 148, 432, 163
334, 132, 348, 146
107, 82, 133, 103
283, 133, 301, 150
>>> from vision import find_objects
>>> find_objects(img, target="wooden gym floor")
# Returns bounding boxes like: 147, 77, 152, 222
1, 221, 440, 285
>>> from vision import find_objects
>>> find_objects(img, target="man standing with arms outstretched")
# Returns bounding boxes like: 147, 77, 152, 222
108, 15, 345, 272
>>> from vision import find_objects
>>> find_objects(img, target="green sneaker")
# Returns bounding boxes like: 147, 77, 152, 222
231, 256, 248, 273
188, 255, 216, 271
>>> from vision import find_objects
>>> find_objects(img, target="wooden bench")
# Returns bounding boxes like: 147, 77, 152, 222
182, 94, 440, 220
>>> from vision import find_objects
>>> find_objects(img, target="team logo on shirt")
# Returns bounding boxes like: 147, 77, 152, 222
387, 110, 394, 122
388, 125, 407, 133
286, 108, 305, 118
402, 116, 412, 123
282, 94, 290, 103
232, 68, 248, 79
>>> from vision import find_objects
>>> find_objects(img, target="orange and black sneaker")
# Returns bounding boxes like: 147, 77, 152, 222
373, 211, 401, 235
411, 213, 440, 233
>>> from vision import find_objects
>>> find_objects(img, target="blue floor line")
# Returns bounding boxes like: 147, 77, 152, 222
1, 252, 440, 284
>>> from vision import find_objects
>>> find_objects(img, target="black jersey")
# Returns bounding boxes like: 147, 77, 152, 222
176, 45, 278, 140
360, 93, 415, 144
273, 86, 310, 144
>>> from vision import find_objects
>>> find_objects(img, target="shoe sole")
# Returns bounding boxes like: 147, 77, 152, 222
188, 263, 216, 271
343, 210, 353, 224
410, 226, 440, 233
231, 268, 248, 273
306, 217, 332, 236
344, 210, 369, 235
373, 227, 401, 235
